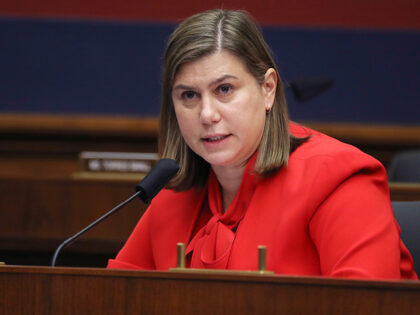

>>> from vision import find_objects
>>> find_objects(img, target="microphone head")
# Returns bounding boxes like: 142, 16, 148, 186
136, 158, 179, 203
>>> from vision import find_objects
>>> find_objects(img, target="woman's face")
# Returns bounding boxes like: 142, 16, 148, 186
171, 50, 277, 171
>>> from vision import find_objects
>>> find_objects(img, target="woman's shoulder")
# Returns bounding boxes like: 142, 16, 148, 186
289, 122, 382, 169
282, 122, 388, 193
259, 123, 391, 217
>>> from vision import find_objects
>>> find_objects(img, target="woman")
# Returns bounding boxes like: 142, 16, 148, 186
108, 9, 417, 279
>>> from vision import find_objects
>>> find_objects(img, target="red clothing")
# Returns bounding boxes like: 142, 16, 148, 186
108, 123, 417, 279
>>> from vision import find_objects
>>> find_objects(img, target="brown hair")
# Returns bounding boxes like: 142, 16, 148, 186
159, 9, 304, 190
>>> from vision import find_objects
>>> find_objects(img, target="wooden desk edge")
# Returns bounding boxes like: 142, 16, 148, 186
0, 265, 419, 290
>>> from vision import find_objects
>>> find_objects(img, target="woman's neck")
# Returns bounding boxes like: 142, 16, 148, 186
211, 164, 246, 212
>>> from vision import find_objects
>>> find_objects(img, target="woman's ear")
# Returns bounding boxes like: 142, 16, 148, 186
262, 68, 277, 111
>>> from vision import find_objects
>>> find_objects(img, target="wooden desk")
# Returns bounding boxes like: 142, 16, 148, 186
0, 265, 419, 315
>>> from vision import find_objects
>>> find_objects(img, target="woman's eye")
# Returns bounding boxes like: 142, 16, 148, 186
217, 84, 233, 95
181, 91, 197, 100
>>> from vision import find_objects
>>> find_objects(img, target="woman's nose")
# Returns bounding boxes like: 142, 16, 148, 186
199, 95, 221, 125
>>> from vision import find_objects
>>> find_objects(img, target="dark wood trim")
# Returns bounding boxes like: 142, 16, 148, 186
1, 114, 420, 146
0, 113, 159, 137
389, 183, 420, 201
303, 121, 420, 146
1, 265, 419, 289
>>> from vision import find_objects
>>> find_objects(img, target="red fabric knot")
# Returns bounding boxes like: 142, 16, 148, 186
186, 153, 260, 269
204, 215, 221, 234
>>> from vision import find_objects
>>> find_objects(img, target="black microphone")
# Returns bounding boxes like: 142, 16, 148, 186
51, 158, 179, 267
136, 158, 180, 203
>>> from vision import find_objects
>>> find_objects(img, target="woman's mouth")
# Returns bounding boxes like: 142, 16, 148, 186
202, 134, 230, 142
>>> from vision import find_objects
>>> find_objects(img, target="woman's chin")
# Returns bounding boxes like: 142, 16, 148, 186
204, 156, 234, 168
205, 156, 246, 171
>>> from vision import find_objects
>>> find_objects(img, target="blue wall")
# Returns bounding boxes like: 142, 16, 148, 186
1, 18, 419, 124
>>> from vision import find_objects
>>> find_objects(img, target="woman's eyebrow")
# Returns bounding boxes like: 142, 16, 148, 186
210, 74, 238, 86
173, 74, 238, 91
173, 84, 195, 91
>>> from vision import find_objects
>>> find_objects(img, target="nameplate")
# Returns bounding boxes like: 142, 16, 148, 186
79, 151, 158, 173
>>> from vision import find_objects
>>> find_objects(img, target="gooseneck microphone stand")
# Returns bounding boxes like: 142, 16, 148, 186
51, 191, 141, 267
51, 158, 179, 267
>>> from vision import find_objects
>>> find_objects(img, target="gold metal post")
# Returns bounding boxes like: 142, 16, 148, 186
176, 242, 186, 269
169, 243, 273, 275
258, 245, 267, 273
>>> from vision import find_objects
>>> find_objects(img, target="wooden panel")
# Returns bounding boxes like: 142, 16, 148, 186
2, 114, 419, 170
0, 266, 419, 315
0, 176, 146, 267
0, 114, 158, 179
0, 177, 145, 248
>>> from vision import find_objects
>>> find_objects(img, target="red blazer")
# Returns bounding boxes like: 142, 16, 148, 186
108, 123, 417, 279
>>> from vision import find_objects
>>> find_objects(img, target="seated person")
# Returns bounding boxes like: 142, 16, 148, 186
108, 9, 417, 279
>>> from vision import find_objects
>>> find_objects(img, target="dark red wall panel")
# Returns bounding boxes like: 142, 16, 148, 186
1, 0, 419, 30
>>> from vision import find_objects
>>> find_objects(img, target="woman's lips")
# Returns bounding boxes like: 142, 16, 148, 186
201, 134, 231, 143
